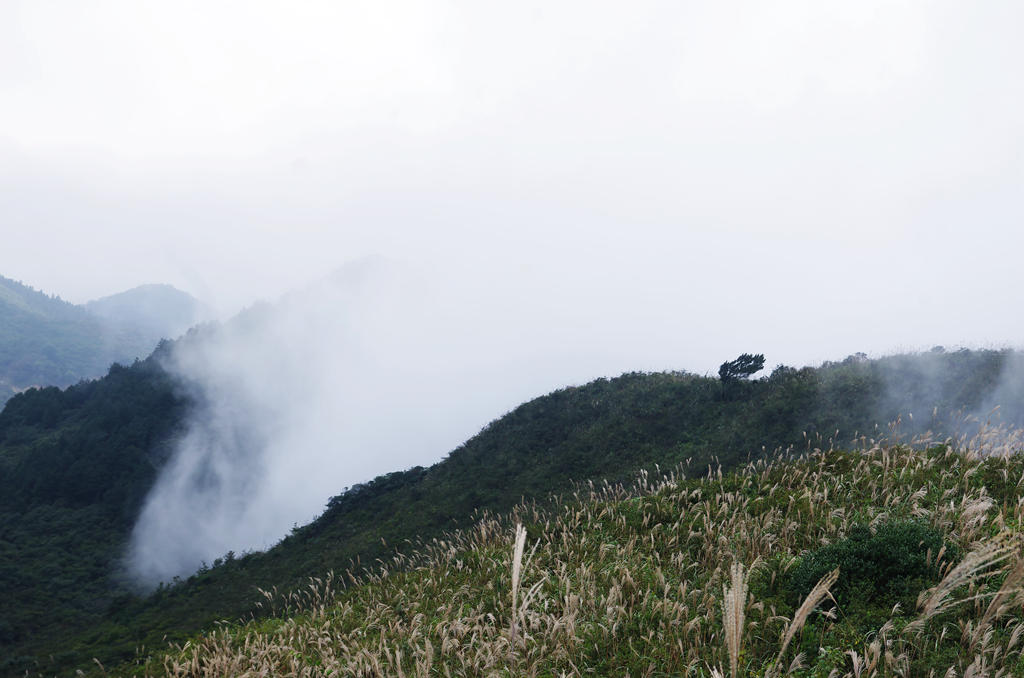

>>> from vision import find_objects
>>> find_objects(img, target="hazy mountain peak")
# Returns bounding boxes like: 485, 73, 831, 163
86, 283, 213, 340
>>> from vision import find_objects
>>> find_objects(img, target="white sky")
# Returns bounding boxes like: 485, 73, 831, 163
2, 0, 1023, 375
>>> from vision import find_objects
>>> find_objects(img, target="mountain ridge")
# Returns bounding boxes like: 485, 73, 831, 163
4, 344, 1024, 675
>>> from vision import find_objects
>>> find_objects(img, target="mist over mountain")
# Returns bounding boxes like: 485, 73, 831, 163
6, 334, 1024, 675
0, 276, 208, 408
127, 257, 610, 585
124, 252, 1024, 587
3, 2, 1023, 676
6, 262, 1024, 676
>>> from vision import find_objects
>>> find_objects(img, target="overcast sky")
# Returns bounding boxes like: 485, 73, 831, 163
2, 1, 1023, 375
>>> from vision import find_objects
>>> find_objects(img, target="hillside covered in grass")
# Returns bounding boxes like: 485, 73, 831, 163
121, 439, 1024, 677
5, 347, 1024, 676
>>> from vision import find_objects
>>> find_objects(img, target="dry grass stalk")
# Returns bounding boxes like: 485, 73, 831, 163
969, 549, 1024, 649
771, 568, 839, 675
722, 561, 749, 678
917, 533, 1017, 622
510, 522, 528, 651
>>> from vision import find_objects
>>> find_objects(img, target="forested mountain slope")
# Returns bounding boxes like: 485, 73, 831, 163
0, 352, 184, 668
3, 346, 1023, 675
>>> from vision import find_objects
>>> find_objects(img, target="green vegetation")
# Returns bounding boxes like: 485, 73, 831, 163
785, 521, 954, 610
0, 351, 184, 675
4, 346, 1024, 675
118, 443, 1024, 677
718, 352, 766, 383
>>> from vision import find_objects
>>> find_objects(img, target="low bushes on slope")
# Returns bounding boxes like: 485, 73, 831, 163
786, 520, 956, 609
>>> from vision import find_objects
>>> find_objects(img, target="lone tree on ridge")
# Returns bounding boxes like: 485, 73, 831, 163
718, 353, 766, 383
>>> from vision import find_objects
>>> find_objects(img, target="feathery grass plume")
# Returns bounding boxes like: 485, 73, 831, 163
771, 568, 839, 675
722, 561, 749, 678
969, 548, 1024, 649
510, 522, 528, 651
845, 649, 863, 678
910, 532, 1017, 634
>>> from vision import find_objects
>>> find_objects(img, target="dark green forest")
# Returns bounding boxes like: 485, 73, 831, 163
2, 345, 1023, 676
0, 349, 184, 671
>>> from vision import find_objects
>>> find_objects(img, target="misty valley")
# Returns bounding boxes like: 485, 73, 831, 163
4, 272, 1024, 676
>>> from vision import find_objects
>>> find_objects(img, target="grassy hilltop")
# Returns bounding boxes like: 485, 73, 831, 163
125, 439, 1024, 677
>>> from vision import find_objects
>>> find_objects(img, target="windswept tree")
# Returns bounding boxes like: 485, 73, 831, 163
719, 353, 765, 383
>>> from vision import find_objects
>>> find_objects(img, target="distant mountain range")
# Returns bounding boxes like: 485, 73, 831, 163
0, 276, 211, 407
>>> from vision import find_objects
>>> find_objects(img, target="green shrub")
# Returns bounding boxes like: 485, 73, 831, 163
787, 521, 956, 609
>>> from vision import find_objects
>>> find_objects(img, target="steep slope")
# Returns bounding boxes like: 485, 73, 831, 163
0, 353, 185, 672
3, 347, 1024, 676
123, 443, 1024, 677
